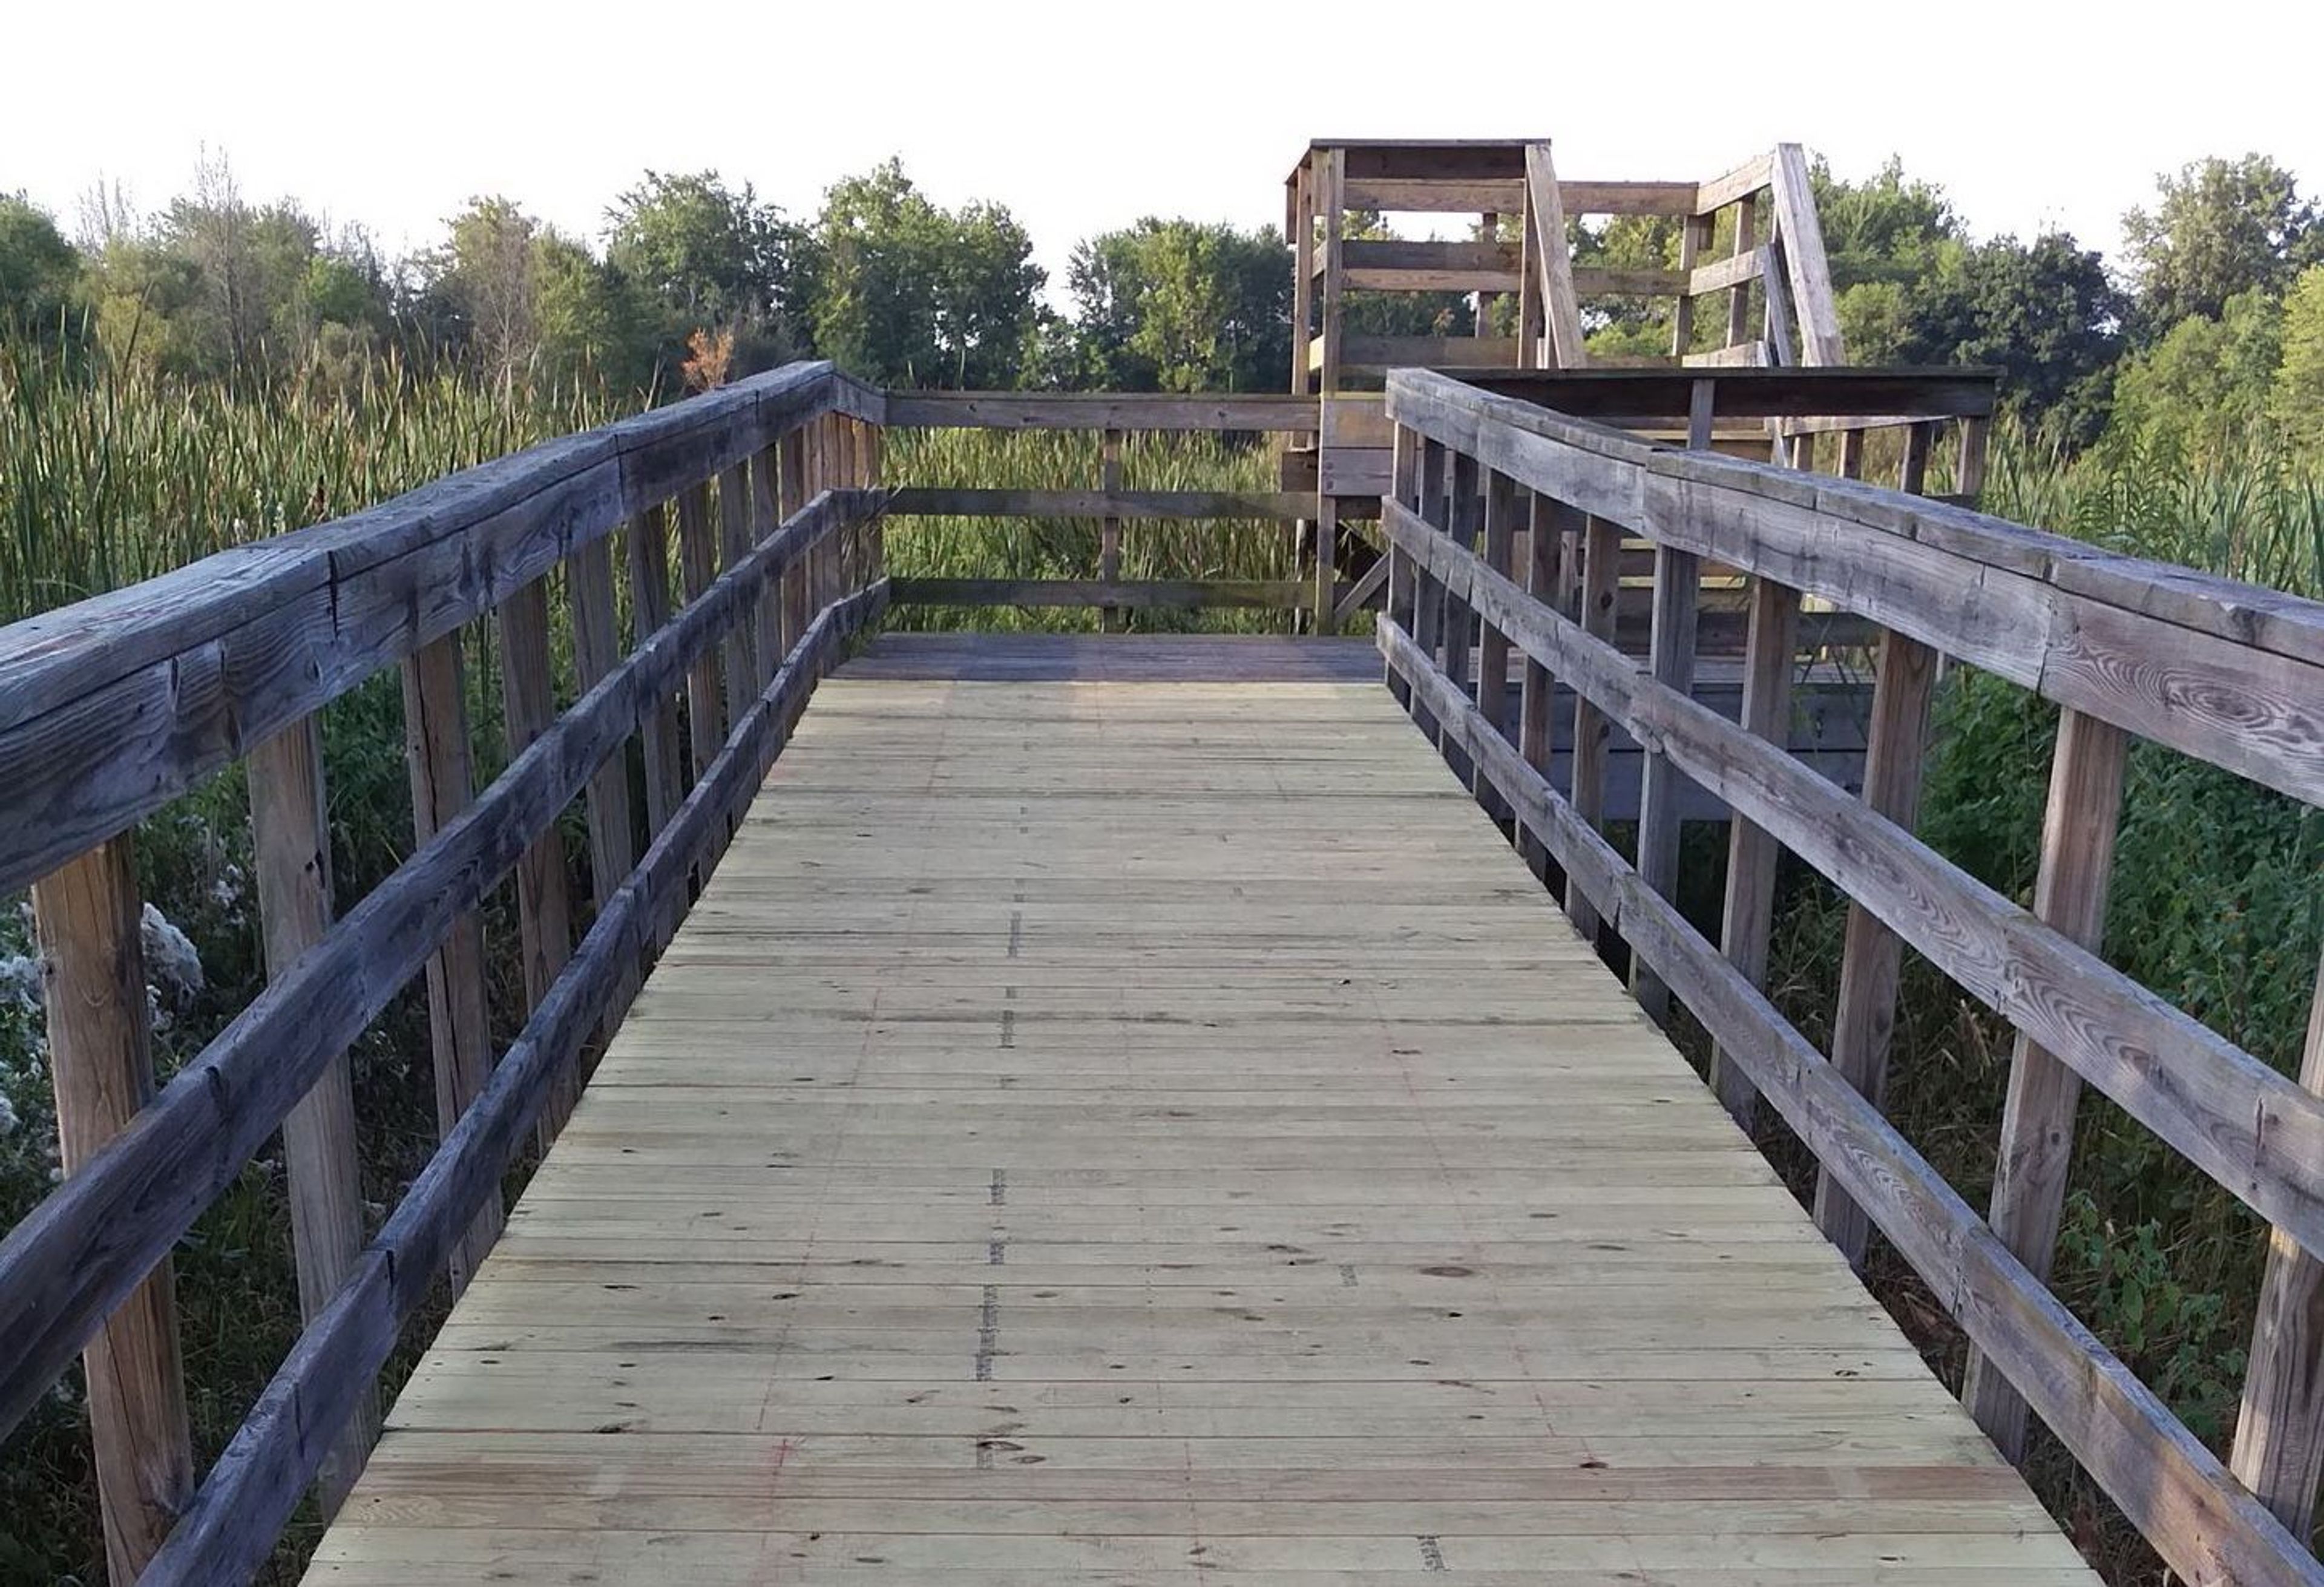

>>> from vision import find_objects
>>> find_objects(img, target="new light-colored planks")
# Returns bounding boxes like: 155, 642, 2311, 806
305, 647, 2093, 1585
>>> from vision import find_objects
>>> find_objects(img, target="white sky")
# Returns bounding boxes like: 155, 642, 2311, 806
8, 0, 2321, 301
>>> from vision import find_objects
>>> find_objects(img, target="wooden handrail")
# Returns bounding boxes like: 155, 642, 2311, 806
0, 362, 888, 1580
1380, 364, 2324, 1584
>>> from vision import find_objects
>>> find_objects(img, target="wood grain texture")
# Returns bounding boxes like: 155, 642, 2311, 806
496, 577, 579, 1150
1963, 708, 2128, 1459
247, 717, 375, 1514
31, 836, 196, 1579
295, 658, 2095, 1587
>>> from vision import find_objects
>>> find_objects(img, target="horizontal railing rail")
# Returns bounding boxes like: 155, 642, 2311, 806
1379, 365, 2324, 1587
882, 391, 1327, 629
0, 360, 888, 1582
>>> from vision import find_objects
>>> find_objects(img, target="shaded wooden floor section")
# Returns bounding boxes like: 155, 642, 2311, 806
307, 640, 2098, 1583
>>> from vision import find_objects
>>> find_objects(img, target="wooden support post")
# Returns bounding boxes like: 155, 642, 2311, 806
399, 630, 501, 1291
718, 461, 760, 715
749, 447, 784, 687
1672, 213, 1711, 358
1409, 439, 1448, 743
1311, 497, 1340, 638
1319, 149, 1346, 394
32, 837, 197, 1579
1838, 425, 1866, 482
625, 504, 685, 842
1768, 143, 1846, 365
1900, 420, 1937, 495
675, 481, 723, 787
1476, 466, 1517, 823
568, 533, 642, 1026
1385, 424, 1417, 708
1440, 450, 1480, 787
1726, 195, 1758, 351
1566, 515, 1623, 942
1957, 414, 1992, 504
246, 717, 374, 1516
778, 430, 809, 663
1632, 384, 1714, 1021
496, 577, 577, 1151
1812, 627, 1938, 1266
1963, 707, 2129, 1460
1523, 143, 1586, 368
1709, 572, 1802, 1124
1474, 211, 1498, 339
1100, 428, 1124, 633
1517, 492, 1573, 879
1291, 163, 1315, 393
2232, 951, 2324, 1533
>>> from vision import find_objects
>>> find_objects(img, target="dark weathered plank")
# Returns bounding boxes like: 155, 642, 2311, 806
1377, 615, 2324, 1587
496, 577, 579, 1151
883, 391, 1318, 431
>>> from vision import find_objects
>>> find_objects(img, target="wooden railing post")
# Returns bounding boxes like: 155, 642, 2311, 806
675, 480, 724, 789
1964, 707, 2129, 1459
778, 428, 809, 665
1100, 427, 1124, 633
1517, 492, 1574, 880
496, 576, 578, 1150
1564, 514, 1623, 944
31, 836, 197, 1579
1311, 494, 1339, 639
1408, 439, 1449, 744
1291, 163, 1315, 391
1811, 624, 1938, 1266
1318, 148, 1345, 393
1440, 450, 1480, 787
568, 533, 642, 1026
626, 504, 686, 847
1632, 382, 1713, 1023
1725, 192, 1758, 350
399, 630, 501, 1291
749, 446, 785, 688
2233, 952, 2324, 1532
1476, 466, 1517, 825
246, 718, 375, 1515
1385, 423, 1417, 708
718, 459, 761, 720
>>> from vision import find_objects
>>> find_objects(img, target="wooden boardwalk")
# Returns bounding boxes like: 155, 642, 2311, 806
306, 636, 2097, 1584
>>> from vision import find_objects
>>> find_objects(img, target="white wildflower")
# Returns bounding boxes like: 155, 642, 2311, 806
140, 903, 204, 1004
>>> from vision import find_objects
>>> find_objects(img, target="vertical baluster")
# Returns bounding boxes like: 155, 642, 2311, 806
1963, 708, 2130, 1456
1475, 467, 1517, 825
718, 460, 760, 719
1566, 515, 1622, 943
1516, 492, 1574, 881
1409, 439, 1448, 743
675, 480, 724, 791
568, 532, 642, 1026
247, 717, 375, 1513
1100, 427, 1124, 633
1385, 423, 1417, 708
1439, 451, 1480, 787
399, 630, 501, 1289
496, 576, 577, 1149
33, 836, 197, 1577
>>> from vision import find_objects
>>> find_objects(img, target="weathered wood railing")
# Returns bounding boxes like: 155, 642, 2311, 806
0, 360, 888, 1583
881, 390, 1330, 629
1379, 367, 2324, 1586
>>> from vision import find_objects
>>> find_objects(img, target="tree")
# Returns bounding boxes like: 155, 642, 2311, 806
2109, 287, 2283, 460
426, 197, 541, 387
1064, 219, 1289, 391
606, 171, 800, 381
803, 161, 1042, 388
1904, 234, 2125, 448
2123, 154, 2316, 336
2270, 264, 2324, 450
0, 194, 82, 341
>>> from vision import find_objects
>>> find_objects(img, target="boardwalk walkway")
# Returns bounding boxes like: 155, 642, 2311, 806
306, 636, 2096, 1583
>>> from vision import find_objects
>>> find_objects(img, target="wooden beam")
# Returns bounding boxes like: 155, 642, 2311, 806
1523, 143, 1587, 368
675, 481, 723, 793
883, 391, 1319, 431
2234, 952, 2324, 1534
1695, 153, 1774, 214
245, 717, 373, 1516
31, 836, 196, 1579
717, 462, 760, 731
399, 629, 501, 1292
495, 575, 577, 1150
884, 486, 1311, 521
890, 578, 1307, 610
1100, 430, 1124, 632
625, 504, 686, 846
1566, 515, 1621, 940
1768, 144, 1845, 363
566, 532, 642, 1027
1290, 164, 1314, 394
1963, 707, 2129, 1459
1319, 148, 1347, 394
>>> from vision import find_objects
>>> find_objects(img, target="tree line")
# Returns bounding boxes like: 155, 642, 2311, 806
3, 149, 2322, 457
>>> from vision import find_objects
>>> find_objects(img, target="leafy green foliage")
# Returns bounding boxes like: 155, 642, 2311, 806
605, 171, 800, 381
2124, 153, 2319, 336
0, 194, 82, 344
1062, 219, 1289, 391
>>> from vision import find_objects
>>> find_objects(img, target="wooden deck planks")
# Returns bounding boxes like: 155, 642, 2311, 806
304, 661, 2096, 1585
